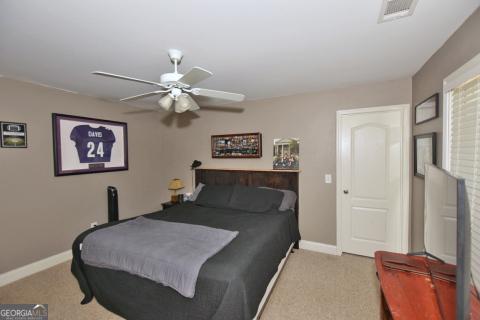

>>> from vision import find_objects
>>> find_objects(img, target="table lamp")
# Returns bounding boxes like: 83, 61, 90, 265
168, 178, 184, 203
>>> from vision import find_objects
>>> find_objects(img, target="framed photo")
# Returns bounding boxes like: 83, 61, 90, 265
1, 121, 27, 148
415, 93, 439, 124
414, 133, 437, 178
211, 132, 262, 158
273, 138, 299, 170
52, 113, 128, 176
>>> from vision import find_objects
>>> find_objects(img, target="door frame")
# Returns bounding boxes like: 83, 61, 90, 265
335, 104, 411, 255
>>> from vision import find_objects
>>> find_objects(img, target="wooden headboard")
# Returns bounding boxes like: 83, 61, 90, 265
195, 168, 300, 247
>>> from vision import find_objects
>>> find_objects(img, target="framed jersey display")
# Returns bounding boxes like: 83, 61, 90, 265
52, 113, 128, 176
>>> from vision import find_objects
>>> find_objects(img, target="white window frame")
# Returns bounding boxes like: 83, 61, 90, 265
442, 52, 480, 170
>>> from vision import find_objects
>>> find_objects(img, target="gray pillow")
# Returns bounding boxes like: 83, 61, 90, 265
259, 187, 297, 211
190, 183, 205, 201
228, 185, 284, 213
194, 185, 233, 209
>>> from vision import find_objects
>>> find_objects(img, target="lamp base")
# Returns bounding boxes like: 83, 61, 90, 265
171, 194, 185, 203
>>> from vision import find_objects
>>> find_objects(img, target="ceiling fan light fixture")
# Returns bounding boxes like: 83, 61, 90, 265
175, 94, 193, 113
158, 94, 173, 111
186, 94, 200, 111
93, 49, 246, 113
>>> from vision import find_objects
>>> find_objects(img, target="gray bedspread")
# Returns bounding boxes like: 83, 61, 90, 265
81, 216, 238, 298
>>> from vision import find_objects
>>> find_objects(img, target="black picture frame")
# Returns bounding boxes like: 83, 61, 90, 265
415, 93, 439, 125
414, 132, 437, 178
1, 121, 27, 148
52, 113, 128, 176
211, 132, 262, 158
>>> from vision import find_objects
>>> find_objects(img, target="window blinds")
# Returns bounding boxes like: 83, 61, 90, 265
448, 75, 480, 286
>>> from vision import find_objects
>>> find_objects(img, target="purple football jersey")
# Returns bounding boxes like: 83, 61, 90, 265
70, 125, 116, 163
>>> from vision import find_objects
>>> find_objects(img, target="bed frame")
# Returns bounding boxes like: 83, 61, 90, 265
195, 168, 300, 319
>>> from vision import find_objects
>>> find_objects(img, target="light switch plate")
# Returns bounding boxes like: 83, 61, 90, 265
325, 174, 332, 184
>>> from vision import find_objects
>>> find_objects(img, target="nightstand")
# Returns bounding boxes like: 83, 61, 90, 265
162, 201, 179, 210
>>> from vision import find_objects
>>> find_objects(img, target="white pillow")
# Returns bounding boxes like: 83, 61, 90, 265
190, 183, 205, 201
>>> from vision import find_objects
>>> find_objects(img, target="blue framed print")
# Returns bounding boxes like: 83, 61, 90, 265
52, 113, 128, 176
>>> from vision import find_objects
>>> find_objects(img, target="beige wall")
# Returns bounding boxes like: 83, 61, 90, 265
159, 78, 412, 245
1, 75, 411, 273
411, 8, 480, 250
0, 78, 168, 273
0, 70, 412, 273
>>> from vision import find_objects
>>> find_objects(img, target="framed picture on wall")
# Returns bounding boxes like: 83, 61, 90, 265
415, 93, 439, 124
211, 132, 262, 158
1, 121, 27, 148
414, 132, 437, 178
273, 138, 300, 170
52, 113, 128, 176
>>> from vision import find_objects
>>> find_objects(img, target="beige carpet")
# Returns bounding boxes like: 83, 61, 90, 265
0, 250, 380, 319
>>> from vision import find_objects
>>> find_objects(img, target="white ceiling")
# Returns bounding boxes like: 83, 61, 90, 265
0, 0, 478, 105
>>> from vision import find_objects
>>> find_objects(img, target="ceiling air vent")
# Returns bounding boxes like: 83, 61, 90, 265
378, 0, 419, 23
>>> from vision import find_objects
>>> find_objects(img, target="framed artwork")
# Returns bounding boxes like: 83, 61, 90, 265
415, 93, 439, 124
52, 113, 128, 176
414, 133, 437, 178
1, 121, 27, 148
211, 132, 262, 158
273, 138, 299, 170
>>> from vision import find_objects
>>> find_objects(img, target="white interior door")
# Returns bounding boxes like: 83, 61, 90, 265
337, 106, 409, 257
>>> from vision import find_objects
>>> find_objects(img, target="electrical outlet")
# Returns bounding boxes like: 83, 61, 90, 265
325, 174, 332, 184
90, 222, 98, 228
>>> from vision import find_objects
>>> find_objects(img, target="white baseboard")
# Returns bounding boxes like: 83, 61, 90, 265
0, 250, 72, 287
299, 240, 341, 256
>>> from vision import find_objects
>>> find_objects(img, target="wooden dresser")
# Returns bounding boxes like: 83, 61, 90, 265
375, 251, 480, 319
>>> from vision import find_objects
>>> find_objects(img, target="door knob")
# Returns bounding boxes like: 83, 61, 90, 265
343, 190, 349, 194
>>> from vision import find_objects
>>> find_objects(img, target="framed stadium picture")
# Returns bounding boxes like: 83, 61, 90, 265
211, 132, 262, 158
52, 114, 128, 176
1, 121, 27, 148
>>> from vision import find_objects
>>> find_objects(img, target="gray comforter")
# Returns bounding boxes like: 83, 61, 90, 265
81, 217, 238, 298
71, 203, 300, 320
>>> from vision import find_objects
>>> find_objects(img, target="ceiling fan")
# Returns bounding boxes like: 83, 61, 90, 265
92, 49, 245, 113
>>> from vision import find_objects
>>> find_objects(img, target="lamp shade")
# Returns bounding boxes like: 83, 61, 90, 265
158, 94, 174, 111
175, 94, 192, 113
168, 178, 184, 190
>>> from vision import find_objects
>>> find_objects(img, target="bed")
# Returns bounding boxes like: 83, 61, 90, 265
71, 169, 300, 320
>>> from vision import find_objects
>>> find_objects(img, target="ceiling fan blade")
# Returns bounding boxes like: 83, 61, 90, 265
191, 88, 245, 102
120, 90, 168, 101
199, 106, 244, 113
92, 71, 167, 88
177, 67, 212, 86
